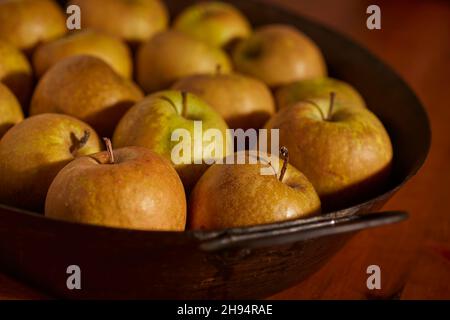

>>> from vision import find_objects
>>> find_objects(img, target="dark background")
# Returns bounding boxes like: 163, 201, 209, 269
1, 0, 449, 299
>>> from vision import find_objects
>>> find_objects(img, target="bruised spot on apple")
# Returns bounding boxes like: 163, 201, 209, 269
0, 114, 102, 213
265, 93, 393, 211
45, 141, 187, 231
189, 149, 321, 230
113, 90, 231, 193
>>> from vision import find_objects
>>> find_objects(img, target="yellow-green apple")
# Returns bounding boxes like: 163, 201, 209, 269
136, 31, 232, 93
276, 77, 366, 110
0, 40, 33, 108
0, 113, 102, 212
0, 83, 23, 138
30, 55, 143, 137
113, 90, 231, 192
173, 72, 275, 130
33, 30, 133, 79
45, 141, 187, 231
232, 24, 326, 88
173, 1, 251, 48
0, 0, 66, 53
189, 150, 321, 229
265, 95, 393, 210
68, 0, 168, 44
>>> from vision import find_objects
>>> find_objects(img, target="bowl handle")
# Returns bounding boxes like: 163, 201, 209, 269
199, 211, 408, 252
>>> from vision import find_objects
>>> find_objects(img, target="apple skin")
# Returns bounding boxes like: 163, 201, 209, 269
33, 30, 133, 79
113, 90, 231, 192
173, 72, 275, 130
0, 40, 33, 108
232, 24, 327, 88
45, 146, 187, 231
68, 0, 168, 44
0, 0, 66, 52
189, 151, 321, 230
264, 101, 393, 210
173, 1, 251, 48
30, 55, 144, 137
136, 31, 232, 93
0, 113, 102, 213
276, 77, 366, 110
0, 83, 24, 138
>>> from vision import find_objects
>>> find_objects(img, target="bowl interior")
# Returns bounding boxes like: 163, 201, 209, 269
6, 0, 432, 233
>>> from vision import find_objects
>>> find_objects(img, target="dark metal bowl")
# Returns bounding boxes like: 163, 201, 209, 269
0, 0, 431, 299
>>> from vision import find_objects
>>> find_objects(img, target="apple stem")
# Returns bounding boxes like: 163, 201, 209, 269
181, 91, 188, 118
327, 92, 336, 120
279, 146, 289, 182
103, 138, 115, 164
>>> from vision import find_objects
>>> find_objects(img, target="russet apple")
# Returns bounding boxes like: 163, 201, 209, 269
189, 149, 321, 229
276, 77, 366, 110
30, 55, 144, 137
113, 90, 231, 192
172, 71, 275, 130
136, 31, 232, 93
33, 30, 133, 79
0, 113, 102, 212
0, 0, 66, 53
0, 83, 24, 138
265, 93, 393, 210
45, 141, 186, 231
0, 40, 33, 108
68, 0, 168, 44
174, 1, 251, 49
232, 24, 327, 88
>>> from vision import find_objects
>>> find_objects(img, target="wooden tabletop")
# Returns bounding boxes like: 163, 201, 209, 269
1, 0, 449, 299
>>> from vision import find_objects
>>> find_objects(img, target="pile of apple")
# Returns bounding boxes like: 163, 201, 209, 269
0, 0, 393, 231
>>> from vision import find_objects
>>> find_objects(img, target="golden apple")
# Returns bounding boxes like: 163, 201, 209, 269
46, 143, 187, 231
189, 150, 321, 229
233, 24, 326, 88
0, 113, 102, 212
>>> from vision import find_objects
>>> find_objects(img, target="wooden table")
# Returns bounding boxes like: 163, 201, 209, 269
1, 0, 449, 299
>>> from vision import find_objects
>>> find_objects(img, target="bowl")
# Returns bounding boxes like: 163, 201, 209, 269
0, 0, 431, 299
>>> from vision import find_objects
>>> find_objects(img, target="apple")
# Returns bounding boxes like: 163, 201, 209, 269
136, 31, 232, 93
172, 71, 275, 130
264, 93, 393, 210
113, 90, 231, 192
0, 0, 66, 53
173, 1, 251, 49
276, 77, 366, 110
0, 113, 102, 212
232, 24, 327, 88
32, 30, 133, 79
0, 83, 24, 138
45, 140, 187, 231
0, 40, 33, 108
68, 0, 168, 44
189, 149, 321, 229
30, 55, 144, 137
